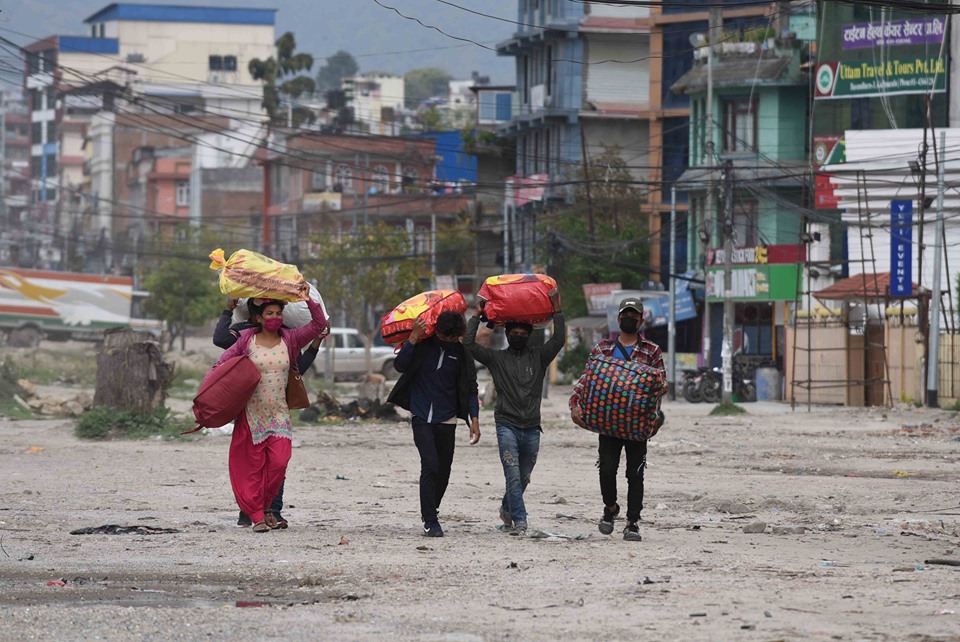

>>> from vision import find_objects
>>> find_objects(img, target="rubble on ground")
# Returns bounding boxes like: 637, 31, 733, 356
16, 378, 93, 417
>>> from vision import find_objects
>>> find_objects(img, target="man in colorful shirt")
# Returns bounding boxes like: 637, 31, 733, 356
569, 297, 665, 541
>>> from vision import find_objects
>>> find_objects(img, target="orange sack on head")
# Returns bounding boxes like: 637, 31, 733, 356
380, 290, 467, 345
477, 274, 557, 325
209, 248, 307, 303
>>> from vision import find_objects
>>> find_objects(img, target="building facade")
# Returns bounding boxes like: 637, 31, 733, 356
19, 3, 276, 270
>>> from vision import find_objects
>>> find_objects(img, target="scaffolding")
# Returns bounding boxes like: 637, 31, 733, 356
788, 170, 895, 409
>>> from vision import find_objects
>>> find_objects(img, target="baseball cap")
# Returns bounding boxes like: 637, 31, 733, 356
618, 297, 643, 314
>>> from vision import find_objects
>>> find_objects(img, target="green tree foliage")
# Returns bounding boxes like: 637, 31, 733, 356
404, 67, 453, 109
249, 32, 316, 127
543, 145, 649, 317
417, 105, 444, 131
142, 243, 223, 352
304, 223, 427, 365
316, 50, 359, 93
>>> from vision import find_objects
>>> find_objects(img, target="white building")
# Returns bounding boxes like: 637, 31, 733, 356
344, 73, 405, 136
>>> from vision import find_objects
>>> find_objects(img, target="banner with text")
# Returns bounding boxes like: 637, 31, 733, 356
842, 17, 945, 50
815, 57, 946, 99
890, 200, 913, 297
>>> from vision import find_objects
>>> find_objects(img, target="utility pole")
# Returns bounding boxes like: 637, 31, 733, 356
721, 159, 735, 404
668, 186, 677, 400
702, 5, 721, 369
579, 126, 595, 237
926, 131, 946, 407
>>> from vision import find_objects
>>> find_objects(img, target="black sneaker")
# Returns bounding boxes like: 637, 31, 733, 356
599, 503, 620, 535
623, 521, 642, 541
509, 521, 528, 537
423, 520, 443, 537
237, 511, 252, 527
499, 506, 513, 528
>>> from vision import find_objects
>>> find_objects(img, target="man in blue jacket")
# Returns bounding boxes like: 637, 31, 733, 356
388, 312, 480, 537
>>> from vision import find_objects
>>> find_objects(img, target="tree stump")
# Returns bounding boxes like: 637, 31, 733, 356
93, 328, 175, 413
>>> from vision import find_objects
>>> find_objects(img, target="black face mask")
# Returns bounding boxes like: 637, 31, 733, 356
619, 317, 640, 334
507, 335, 529, 350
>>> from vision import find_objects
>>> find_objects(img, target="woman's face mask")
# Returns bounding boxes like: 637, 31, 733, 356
618, 316, 640, 334
263, 317, 284, 333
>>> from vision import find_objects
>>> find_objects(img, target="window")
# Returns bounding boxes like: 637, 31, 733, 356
32, 122, 43, 145
208, 55, 223, 71
372, 165, 390, 192
176, 180, 190, 207
45, 121, 56, 145
402, 166, 418, 191
732, 200, 759, 246
722, 98, 758, 152
224, 55, 237, 72
335, 164, 353, 190
311, 168, 328, 191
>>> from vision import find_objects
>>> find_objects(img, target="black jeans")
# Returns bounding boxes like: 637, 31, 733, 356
598, 434, 647, 523
412, 417, 457, 523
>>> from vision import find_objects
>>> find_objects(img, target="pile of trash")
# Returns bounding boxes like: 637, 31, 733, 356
299, 390, 401, 423
14, 378, 92, 417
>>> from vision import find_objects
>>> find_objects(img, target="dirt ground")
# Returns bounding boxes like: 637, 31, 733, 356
1, 340, 960, 641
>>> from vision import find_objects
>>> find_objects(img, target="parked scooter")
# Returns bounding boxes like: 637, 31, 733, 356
680, 368, 705, 403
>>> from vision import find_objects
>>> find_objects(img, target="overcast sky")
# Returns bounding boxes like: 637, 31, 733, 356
3, 0, 517, 82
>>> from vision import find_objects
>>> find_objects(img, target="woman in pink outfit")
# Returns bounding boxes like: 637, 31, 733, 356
213, 295, 327, 533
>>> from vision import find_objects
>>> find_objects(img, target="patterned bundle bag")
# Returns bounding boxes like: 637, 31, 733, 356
578, 355, 668, 441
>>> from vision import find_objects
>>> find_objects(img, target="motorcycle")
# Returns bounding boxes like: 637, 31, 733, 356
680, 368, 704, 403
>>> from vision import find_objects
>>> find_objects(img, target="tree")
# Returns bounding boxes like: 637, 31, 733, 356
249, 32, 316, 127
316, 50, 359, 93
417, 105, 444, 131
303, 223, 427, 372
404, 68, 453, 109
143, 253, 223, 352
543, 145, 649, 317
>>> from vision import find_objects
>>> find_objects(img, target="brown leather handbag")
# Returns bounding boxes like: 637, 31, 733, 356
286, 365, 310, 410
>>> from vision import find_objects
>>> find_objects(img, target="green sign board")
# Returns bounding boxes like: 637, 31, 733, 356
706, 264, 801, 302
815, 57, 946, 99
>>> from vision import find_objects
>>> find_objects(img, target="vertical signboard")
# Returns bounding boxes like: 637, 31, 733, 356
890, 200, 913, 296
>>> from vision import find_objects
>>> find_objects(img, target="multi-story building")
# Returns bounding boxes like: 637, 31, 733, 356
1, 92, 32, 264
262, 132, 473, 268
21, 3, 276, 269
344, 73, 405, 136
673, 36, 809, 370
645, 1, 775, 281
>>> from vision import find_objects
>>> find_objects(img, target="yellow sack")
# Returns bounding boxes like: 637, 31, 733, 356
209, 248, 307, 302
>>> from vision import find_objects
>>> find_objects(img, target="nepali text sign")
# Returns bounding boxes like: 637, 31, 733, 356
890, 200, 913, 297
708, 244, 805, 267
815, 57, 946, 99
842, 17, 945, 50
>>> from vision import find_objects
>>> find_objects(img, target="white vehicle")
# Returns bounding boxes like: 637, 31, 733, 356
314, 327, 398, 378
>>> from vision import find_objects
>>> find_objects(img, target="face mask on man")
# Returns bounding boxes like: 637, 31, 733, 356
263, 318, 284, 333
618, 317, 640, 334
507, 334, 529, 350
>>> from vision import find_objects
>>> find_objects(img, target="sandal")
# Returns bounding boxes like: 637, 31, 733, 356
252, 520, 270, 533
263, 510, 279, 530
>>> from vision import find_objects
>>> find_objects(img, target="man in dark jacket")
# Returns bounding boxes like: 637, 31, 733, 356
464, 289, 563, 535
388, 312, 480, 537
213, 296, 323, 528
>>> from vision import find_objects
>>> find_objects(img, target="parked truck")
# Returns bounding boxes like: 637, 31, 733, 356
0, 267, 152, 346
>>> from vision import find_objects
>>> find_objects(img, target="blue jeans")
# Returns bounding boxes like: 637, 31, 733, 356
496, 423, 540, 525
